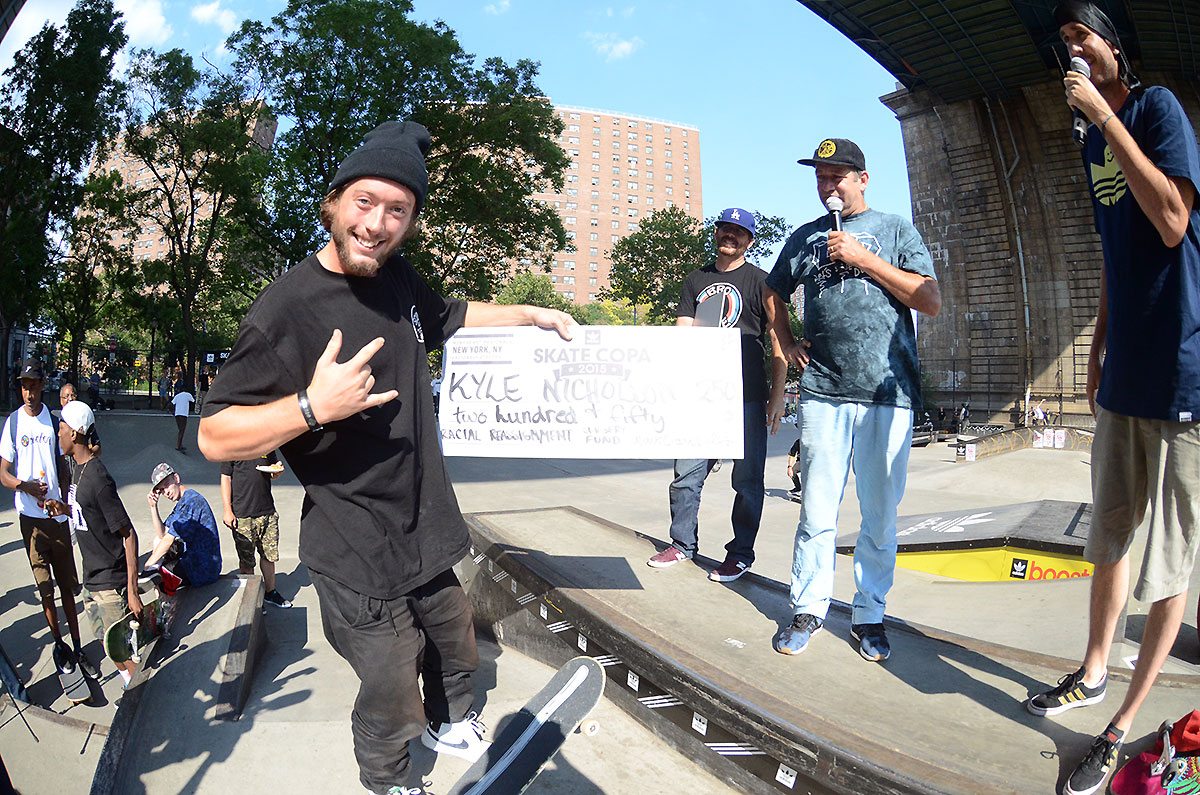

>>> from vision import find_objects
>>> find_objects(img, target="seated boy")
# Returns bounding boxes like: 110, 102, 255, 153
145, 463, 221, 587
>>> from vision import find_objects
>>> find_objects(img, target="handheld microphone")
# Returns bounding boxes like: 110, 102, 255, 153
825, 195, 843, 232
1069, 57, 1091, 147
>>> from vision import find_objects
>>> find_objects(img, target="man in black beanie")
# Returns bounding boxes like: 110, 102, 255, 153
198, 120, 576, 795
1025, 5, 1200, 795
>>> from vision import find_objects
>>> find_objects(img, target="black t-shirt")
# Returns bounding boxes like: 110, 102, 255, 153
220, 451, 279, 518
203, 254, 470, 599
68, 457, 132, 591
677, 262, 769, 402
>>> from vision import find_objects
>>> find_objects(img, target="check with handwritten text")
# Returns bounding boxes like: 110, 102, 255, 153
439, 326, 744, 458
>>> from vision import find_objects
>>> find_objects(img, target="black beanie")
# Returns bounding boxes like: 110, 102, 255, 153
1053, 1, 1141, 90
330, 121, 432, 211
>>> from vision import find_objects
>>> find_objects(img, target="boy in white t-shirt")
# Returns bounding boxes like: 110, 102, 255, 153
172, 388, 194, 453
0, 359, 93, 677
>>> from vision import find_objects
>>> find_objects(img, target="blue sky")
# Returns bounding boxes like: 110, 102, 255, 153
2, 0, 912, 264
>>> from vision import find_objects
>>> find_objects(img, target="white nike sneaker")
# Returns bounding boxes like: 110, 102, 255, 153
420, 712, 490, 762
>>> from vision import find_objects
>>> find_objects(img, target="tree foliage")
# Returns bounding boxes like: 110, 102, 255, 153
494, 271, 573, 312
603, 206, 707, 325
229, 0, 568, 300
604, 207, 792, 325
119, 47, 271, 387
0, 0, 126, 404
42, 171, 139, 378
571, 298, 645, 326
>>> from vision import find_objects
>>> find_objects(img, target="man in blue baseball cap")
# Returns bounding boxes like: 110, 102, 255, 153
647, 208, 787, 582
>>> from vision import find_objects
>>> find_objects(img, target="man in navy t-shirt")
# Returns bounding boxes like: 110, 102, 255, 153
1026, 5, 1200, 795
146, 462, 221, 587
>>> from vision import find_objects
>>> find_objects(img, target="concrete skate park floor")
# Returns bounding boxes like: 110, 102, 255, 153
1, 410, 1197, 793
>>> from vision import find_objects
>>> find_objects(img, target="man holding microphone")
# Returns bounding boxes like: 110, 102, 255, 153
1025, 4, 1200, 794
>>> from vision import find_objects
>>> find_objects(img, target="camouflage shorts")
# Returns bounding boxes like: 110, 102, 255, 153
232, 511, 280, 569
83, 587, 128, 641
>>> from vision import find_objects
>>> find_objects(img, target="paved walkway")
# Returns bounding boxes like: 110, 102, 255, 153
0, 410, 1196, 793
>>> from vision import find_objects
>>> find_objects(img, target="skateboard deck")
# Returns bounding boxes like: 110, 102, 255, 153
446, 656, 605, 795
104, 598, 161, 667
54, 643, 89, 705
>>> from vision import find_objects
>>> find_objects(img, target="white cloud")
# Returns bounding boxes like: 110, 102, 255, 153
115, 0, 173, 47
191, 0, 239, 34
484, 0, 511, 14
621, 6, 635, 18
585, 32, 644, 61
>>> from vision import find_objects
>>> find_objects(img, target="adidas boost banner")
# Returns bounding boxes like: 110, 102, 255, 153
439, 326, 744, 459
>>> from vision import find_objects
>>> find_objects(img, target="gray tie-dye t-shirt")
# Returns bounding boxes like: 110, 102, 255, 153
765, 208, 935, 409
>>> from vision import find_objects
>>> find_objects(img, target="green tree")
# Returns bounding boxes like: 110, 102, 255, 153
494, 271, 572, 312
606, 206, 794, 326
0, 0, 126, 405
119, 48, 272, 389
43, 171, 139, 379
572, 298, 646, 326
603, 206, 707, 325
229, 0, 568, 300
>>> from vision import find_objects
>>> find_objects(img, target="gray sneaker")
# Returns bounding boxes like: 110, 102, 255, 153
773, 613, 822, 655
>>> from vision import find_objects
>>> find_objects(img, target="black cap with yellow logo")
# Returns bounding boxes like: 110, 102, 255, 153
798, 138, 866, 171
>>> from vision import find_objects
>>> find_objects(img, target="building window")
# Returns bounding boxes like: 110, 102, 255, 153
627, 222, 638, 230
550, 275, 558, 283
590, 218, 598, 226
627, 144, 638, 152
590, 232, 599, 241
592, 177, 600, 185
566, 230, 576, 239
589, 246, 598, 255
628, 169, 638, 177
567, 188, 578, 196
611, 235, 619, 243
627, 181, 638, 190
627, 120, 638, 128
589, 277, 597, 286
564, 261, 575, 270
568, 123, 579, 131
611, 220, 619, 229
590, 262, 598, 271
564, 275, 575, 284
565, 216, 576, 225
567, 175, 578, 183
627, 208, 638, 217
591, 190, 600, 198
592, 151, 600, 159
590, 204, 598, 212
666, 186, 673, 195
591, 164, 600, 172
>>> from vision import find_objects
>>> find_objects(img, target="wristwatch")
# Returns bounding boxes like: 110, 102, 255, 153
297, 389, 323, 432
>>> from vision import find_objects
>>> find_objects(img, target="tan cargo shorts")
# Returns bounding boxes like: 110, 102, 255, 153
1087, 405, 1200, 603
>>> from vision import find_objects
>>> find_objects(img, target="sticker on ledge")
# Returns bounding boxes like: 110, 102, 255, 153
691, 712, 708, 736
577, 633, 588, 652
776, 763, 798, 789
627, 671, 640, 691
540, 604, 548, 620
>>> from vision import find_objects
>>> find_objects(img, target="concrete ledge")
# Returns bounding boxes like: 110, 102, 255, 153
213, 574, 266, 722
89, 575, 266, 795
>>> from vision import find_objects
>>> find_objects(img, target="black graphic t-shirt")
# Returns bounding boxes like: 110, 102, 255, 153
677, 262, 769, 402
68, 457, 132, 591
203, 254, 470, 599
220, 450, 279, 519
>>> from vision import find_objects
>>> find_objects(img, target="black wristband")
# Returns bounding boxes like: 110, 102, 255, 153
298, 389, 323, 432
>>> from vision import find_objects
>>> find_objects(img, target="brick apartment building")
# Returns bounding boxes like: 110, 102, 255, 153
527, 104, 703, 305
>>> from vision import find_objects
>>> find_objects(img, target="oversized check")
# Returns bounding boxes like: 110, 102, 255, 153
439, 325, 743, 458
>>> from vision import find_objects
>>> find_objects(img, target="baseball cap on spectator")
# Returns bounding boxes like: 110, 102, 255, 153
799, 138, 867, 172
151, 462, 176, 489
715, 207, 756, 237
61, 401, 95, 435
19, 358, 44, 381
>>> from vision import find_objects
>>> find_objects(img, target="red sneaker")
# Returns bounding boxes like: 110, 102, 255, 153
646, 546, 687, 568
708, 558, 749, 582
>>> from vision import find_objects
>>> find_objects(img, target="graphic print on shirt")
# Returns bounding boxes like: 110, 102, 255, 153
67, 483, 89, 535
694, 282, 744, 328
1090, 145, 1127, 206
410, 305, 425, 344
809, 231, 882, 297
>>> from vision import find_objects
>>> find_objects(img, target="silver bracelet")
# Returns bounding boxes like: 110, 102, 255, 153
1100, 113, 1115, 131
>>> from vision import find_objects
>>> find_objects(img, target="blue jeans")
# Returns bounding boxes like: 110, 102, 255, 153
668, 401, 767, 565
789, 398, 912, 624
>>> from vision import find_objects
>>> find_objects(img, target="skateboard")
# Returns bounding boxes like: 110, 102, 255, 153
1111, 720, 1200, 795
54, 643, 90, 705
104, 598, 161, 667
446, 656, 605, 795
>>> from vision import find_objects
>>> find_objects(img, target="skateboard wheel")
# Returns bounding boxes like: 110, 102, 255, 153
579, 720, 600, 736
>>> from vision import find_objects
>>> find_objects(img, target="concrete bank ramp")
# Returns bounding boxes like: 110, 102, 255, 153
462, 506, 1198, 795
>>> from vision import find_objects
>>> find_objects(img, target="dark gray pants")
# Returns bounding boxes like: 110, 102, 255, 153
311, 568, 478, 792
